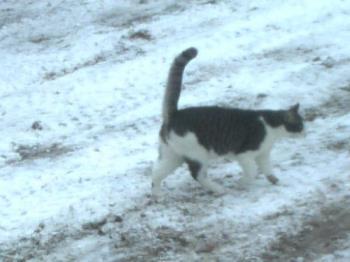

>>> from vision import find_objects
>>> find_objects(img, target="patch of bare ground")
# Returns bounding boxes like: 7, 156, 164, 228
0, 223, 75, 262
97, 3, 185, 29
261, 196, 350, 262
97, 0, 219, 29
127, 29, 153, 41
43, 54, 107, 81
6, 143, 75, 165
0, 214, 123, 262
111, 225, 192, 262
326, 139, 350, 152
258, 46, 315, 62
304, 85, 350, 122
43, 43, 145, 81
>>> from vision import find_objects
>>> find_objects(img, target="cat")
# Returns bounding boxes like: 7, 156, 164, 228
152, 47, 304, 197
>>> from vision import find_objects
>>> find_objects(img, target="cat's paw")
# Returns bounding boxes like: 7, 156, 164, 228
266, 175, 279, 185
150, 191, 164, 204
151, 185, 162, 199
207, 183, 227, 196
236, 177, 252, 190
212, 188, 228, 196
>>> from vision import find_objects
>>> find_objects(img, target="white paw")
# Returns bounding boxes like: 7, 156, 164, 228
236, 177, 252, 190
211, 187, 227, 196
206, 183, 227, 195
151, 184, 162, 198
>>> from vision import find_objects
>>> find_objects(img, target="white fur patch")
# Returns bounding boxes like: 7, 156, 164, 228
168, 131, 218, 162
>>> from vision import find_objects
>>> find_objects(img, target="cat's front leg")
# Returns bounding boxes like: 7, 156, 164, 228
237, 157, 258, 188
256, 153, 278, 185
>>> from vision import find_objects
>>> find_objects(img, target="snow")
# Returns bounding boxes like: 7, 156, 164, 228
0, 0, 349, 261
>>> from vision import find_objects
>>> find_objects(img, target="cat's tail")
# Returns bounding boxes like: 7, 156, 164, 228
162, 47, 198, 124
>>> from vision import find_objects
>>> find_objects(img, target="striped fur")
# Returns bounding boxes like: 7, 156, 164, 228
152, 48, 304, 197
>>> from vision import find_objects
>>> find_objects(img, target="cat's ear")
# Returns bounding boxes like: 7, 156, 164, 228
289, 103, 300, 113
286, 103, 300, 122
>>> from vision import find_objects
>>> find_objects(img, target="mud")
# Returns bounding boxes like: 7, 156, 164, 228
262, 197, 350, 262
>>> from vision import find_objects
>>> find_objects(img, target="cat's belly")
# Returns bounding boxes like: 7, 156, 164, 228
168, 131, 218, 161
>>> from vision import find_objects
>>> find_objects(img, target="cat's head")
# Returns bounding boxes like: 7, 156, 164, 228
282, 103, 304, 136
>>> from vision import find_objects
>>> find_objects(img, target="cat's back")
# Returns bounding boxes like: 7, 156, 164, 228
166, 106, 266, 155
170, 106, 262, 131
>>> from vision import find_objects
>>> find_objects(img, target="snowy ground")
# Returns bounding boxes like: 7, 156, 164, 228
0, 0, 349, 261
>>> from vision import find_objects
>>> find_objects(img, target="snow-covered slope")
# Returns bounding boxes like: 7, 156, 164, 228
0, 0, 349, 261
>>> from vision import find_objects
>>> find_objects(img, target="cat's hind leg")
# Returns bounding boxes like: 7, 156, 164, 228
256, 153, 278, 184
151, 143, 184, 197
186, 159, 226, 194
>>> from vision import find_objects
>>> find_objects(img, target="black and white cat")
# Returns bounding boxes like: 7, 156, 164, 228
152, 47, 304, 197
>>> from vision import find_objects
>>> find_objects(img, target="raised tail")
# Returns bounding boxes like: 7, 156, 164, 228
162, 47, 198, 124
